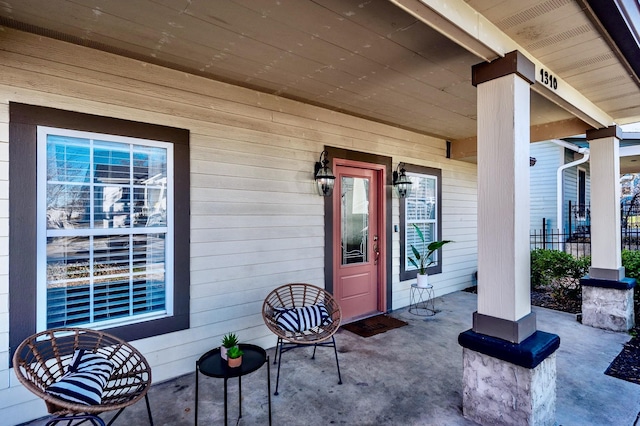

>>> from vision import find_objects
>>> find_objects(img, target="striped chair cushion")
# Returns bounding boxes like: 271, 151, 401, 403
46, 349, 114, 405
274, 303, 332, 332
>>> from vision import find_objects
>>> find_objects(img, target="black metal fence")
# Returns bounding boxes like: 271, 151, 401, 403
530, 200, 640, 258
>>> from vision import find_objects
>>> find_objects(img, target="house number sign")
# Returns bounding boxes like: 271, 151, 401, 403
538, 68, 558, 90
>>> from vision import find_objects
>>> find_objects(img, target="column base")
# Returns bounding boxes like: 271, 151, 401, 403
580, 276, 636, 331
459, 330, 560, 426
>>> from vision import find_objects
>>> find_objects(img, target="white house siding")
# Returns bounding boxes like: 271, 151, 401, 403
530, 142, 563, 231
0, 29, 478, 424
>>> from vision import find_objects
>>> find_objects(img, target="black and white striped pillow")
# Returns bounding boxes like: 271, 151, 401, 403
274, 303, 332, 332
46, 349, 114, 405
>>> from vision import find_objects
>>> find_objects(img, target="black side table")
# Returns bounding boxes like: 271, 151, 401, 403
195, 343, 271, 426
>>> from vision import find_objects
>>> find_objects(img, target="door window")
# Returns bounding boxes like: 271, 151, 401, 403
341, 176, 370, 265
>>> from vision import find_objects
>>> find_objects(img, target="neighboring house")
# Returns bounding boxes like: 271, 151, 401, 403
530, 140, 590, 233
531, 131, 640, 236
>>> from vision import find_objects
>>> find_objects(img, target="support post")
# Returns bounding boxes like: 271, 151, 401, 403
459, 51, 559, 426
581, 126, 636, 331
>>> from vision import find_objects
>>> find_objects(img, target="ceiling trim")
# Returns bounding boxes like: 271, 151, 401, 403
581, 0, 640, 89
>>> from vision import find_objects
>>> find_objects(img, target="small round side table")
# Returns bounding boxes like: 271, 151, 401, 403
409, 283, 436, 316
195, 343, 271, 426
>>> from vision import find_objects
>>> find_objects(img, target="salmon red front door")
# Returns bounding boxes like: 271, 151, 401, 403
333, 163, 382, 321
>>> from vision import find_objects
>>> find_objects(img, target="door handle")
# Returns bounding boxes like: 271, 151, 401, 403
373, 235, 379, 265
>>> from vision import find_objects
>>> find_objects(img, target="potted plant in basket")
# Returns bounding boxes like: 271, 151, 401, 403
408, 223, 452, 288
227, 345, 244, 368
221, 333, 239, 361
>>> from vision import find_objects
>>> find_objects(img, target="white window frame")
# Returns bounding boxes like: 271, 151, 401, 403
404, 172, 439, 272
36, 126, 175, 332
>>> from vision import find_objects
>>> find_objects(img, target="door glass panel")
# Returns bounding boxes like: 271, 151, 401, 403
341, 176, 369, 265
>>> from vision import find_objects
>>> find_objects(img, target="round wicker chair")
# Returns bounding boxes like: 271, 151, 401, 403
12, 328, 153, 426
262, 283, 343, 395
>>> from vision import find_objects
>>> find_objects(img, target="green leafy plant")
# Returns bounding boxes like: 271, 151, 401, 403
227, 345, 244, 359
621, 249, 640, 327
221, 333, 239, 348
408, 223, 452, 275
529, 249, 590, 311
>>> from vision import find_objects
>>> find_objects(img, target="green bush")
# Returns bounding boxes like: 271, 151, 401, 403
530, 249, 590, 290
622, 250, 640, 280
530, 249, 590, 307
622, 250, 640, 323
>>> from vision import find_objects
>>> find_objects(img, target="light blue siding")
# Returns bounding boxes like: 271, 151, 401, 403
530, 142, 591, 233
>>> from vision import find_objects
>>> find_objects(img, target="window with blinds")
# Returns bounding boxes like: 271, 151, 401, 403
405, 172, 438, 272
37, 126, 174, 331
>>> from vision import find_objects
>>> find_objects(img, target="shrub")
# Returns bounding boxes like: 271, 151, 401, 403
530, 249, 590, 289
622, 250, 640, 280
530, 249, 590, 308
622, 250, 640, 323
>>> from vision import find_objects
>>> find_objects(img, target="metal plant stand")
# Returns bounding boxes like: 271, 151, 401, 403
409, 283, 436, 316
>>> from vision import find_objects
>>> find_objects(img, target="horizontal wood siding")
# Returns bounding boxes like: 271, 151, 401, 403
0, 29, 478, 423
530, 142, 562, 230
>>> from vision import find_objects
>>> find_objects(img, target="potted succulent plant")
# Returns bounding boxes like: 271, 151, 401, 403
226, 345, 244, 368
408, 223, 452, 288
221, 332, 239, 361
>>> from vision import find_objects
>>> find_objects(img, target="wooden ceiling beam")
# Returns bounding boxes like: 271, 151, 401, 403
449, 118, 591, 161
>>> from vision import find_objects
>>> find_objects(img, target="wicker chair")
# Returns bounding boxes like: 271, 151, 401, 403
12, 328, 153, 426
262, 283, 343, 395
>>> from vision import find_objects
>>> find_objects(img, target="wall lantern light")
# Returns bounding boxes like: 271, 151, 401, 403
530, 157, 537, 167
314, 150, 335, 196
393, 163, 412, 198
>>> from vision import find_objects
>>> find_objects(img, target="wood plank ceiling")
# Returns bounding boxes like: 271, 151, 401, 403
0, 0, 638, 144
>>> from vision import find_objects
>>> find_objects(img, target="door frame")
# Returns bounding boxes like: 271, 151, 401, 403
322, 147, 392, 314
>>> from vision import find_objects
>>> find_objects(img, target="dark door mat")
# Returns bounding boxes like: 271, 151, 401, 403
604, 335, 640, 385
342, 314, 408, 338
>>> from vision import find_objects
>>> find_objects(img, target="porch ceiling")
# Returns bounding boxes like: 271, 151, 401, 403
0, 0, 639, 144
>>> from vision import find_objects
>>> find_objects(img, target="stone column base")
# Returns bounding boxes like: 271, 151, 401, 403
459, 330, 560, 426
580, 276, 635, 331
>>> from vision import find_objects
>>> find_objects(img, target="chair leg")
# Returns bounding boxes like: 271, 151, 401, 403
273, 336, 279, 365
311, 343, 318, 359
274, 337, 284, 396
106, 408, 125, 426
332, 336, 343, 385
145, 394, 154, 425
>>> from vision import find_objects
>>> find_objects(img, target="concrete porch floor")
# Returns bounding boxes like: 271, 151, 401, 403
23, 291, 640, 425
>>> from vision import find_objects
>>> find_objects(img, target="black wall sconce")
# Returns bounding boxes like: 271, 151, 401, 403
530, 157, 537, 167
393, 163, 412, 198
314, 150, 335, 196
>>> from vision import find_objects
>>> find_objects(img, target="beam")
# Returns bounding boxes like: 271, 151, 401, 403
449, 118, 591, 161
389, 0, 613, 128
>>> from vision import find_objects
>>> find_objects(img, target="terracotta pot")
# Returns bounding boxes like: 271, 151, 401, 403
228, 355, 242, 368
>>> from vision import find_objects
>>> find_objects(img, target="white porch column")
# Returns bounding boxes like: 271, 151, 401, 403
476, 59, 532, 332
580, 126, 635, 331
459, 51, 559, 426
